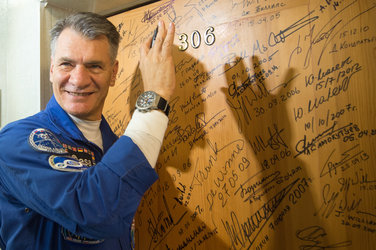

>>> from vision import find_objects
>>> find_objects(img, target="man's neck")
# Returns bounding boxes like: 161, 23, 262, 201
68, 114, 103, 151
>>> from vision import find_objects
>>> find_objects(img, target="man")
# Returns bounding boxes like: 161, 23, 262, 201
0, 12, 176, 249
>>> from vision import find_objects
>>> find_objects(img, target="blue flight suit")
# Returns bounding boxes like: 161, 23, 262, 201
0, 96, 158, 249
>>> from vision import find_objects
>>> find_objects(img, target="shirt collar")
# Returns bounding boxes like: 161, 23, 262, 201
46, 95, 84, 140
45, 95, 118, 152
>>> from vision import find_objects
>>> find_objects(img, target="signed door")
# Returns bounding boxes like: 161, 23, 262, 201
104, 0, 376, 249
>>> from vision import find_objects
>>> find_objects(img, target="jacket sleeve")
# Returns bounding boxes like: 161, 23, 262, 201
0, 122, 159, 239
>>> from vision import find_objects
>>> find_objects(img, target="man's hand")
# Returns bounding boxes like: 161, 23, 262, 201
139, 20, 176, 102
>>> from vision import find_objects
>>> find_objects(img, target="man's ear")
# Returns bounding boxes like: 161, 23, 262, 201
110, 60, 119, 87
49, 57, 54, 83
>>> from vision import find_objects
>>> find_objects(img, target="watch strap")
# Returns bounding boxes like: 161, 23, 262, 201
157, 96, 170, 116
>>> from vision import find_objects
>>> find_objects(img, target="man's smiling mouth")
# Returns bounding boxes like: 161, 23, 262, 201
66, 91, 93, 96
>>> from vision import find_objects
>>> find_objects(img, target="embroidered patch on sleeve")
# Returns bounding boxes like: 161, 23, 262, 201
48, 155, 90, 172
29, 128, 68, 154
62, 144, 96, 166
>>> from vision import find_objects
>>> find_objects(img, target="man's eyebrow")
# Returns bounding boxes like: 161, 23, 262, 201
57, 58, 105, 66
85, 60, 105, 66
58, 57, 75, 63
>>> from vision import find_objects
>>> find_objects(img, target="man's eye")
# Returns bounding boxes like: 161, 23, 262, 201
60, 62, 73, 67
88, 65, 104, 73
89, 65, 102, 69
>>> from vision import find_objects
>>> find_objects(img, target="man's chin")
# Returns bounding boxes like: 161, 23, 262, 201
60, 100, 102, 120
65, 107, 91, 120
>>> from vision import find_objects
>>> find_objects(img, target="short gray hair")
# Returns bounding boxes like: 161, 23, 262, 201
50, 12, 120, 62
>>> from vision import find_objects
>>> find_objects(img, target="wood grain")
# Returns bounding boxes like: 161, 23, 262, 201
104, 0, 376, 248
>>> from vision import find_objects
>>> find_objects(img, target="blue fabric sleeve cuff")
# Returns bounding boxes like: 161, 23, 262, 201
100, 136, 159, 194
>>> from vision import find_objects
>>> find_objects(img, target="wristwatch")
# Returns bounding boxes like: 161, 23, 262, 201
135, 91, 170, 116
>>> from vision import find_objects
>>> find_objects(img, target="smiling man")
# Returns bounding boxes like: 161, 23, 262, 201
50, 27, 119, 121
0, 12, 175, 249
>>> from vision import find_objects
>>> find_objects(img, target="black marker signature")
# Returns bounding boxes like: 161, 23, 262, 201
268, 10, 319, 47
192, 138, 244, 187
249, 123, 288, 155
317, 2, 376, 65
141, 0, 175, 23
315, 183, 362, 219
195, 109, 226, 135
296, 225, 352, 249
320, 144, 369, 178
222, 178, 299, 249
288, 35, 303, 67
147, 194, 187, 248
234, 171, 280, 203
294, 122, 358, 158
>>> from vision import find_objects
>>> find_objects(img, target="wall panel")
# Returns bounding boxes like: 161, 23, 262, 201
104, 0, 376, 248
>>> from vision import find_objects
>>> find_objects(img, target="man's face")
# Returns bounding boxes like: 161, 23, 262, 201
50, 28, 118, 121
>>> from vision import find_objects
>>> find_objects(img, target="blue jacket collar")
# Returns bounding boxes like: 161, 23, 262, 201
46, 95, 84, 140
45, 95, 118, 152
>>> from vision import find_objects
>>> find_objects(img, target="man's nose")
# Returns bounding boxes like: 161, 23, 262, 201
70, 65, 91, 88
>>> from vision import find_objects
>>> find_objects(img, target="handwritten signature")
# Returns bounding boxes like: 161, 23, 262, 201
296, 225, 352, 249
320, 144, 370, 178
315, 183, 362, 219
249, 123, 288, 155
222, 178, 299, 249
192, 138, 245, 188
294, 122, 359, 158
147, 194, 187, 248
141, 0, 175, 23
268, 10, 318, 47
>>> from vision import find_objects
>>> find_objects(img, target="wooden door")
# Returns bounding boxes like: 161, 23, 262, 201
104, 0, 376, 248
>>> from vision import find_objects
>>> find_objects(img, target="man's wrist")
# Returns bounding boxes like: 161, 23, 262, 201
135, 91, 170, 116
124, 109, 168, 142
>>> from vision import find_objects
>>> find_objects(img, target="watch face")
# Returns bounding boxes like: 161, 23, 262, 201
136, 91, 156, 109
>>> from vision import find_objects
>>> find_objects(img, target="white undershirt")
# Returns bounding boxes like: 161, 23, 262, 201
69, 115, 103, 150
69, 110, 168, 168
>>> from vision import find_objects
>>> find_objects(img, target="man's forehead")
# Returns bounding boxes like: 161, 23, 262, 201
58, 27, 108, 43
54, 28, 111, 61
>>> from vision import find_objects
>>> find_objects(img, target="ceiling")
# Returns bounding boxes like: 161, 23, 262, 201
41, 0, 160, 16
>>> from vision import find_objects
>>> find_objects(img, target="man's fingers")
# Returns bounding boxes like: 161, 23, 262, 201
140, 36, 153, 58
142, 21, 174, 58
162, 22, 175, 57
153, 20, 167, 51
